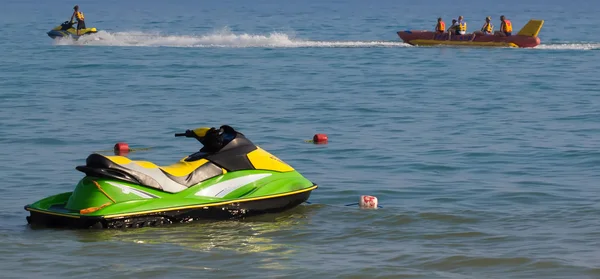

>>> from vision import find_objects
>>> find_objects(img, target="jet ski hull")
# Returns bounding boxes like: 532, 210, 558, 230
397, 19, 544, 48
47, 29, 97, 40
47, 21, 98, 40
25, 126, 319, 229
25, 185, 316, 229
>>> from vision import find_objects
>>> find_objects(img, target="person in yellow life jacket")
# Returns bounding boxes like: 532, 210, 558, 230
70, 5, 86, 35
435, 17, 445, 34
456, 16, 467, 35
479, 16, 493, 34
499, 15, 512, 36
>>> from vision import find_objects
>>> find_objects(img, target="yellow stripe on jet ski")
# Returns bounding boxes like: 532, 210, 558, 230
106, 156, 160, 169
103, 185, 318, 219
193, 127, 211, 137
247, 147, 295, 172
25, 185, 317, 220
134, 161, 160, 169
160, 159, 211, 177
103, 155, 218, 177
106, 155, 132, 164
25, 208, 81, 219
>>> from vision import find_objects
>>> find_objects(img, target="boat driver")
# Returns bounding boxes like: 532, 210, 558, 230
70, 5, 86, 35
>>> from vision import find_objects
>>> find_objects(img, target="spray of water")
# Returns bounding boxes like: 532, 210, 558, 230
533, 43, 600, 50
53, 28, 410, 48
52, 28, 600, 50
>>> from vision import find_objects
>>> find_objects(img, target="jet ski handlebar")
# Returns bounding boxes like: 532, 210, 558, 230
174, 130, 196, 137
174, 126, 238, 153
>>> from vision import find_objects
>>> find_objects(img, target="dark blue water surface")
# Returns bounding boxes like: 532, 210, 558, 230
1, 0, 600, 278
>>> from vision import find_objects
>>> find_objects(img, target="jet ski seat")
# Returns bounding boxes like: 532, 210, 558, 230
77, 153, 224, 193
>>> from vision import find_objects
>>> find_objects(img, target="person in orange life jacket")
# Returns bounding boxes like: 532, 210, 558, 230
498, 15, 513, 36
435, 17, 445, 34
70, 5, 86, 35
456, 16, 467, 35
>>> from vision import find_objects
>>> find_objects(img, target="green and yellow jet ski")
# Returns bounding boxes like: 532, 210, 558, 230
25, 125, 317, 229
47, 21, 98, 40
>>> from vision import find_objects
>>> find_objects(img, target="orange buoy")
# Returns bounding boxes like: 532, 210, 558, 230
313, 134, 328, 144
114, 142, 130, 156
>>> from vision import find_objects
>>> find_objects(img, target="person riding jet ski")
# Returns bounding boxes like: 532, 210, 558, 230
70, 5, 86, 35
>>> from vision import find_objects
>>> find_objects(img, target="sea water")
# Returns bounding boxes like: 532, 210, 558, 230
1, 0, 599, 278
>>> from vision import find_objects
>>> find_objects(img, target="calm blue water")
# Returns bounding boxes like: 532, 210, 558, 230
1, 0, 600, 278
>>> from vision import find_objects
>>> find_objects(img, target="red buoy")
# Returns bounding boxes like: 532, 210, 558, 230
114, 142, 130, 156
313, 134, 328, 144
359, 195, 378, 209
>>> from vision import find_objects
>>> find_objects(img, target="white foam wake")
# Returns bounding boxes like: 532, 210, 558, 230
53, 29, 410, 48
535, 43, 600, 50
53, 30, 600, 51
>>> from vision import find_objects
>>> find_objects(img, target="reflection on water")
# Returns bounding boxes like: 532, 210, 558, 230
69, 205, 317, 258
